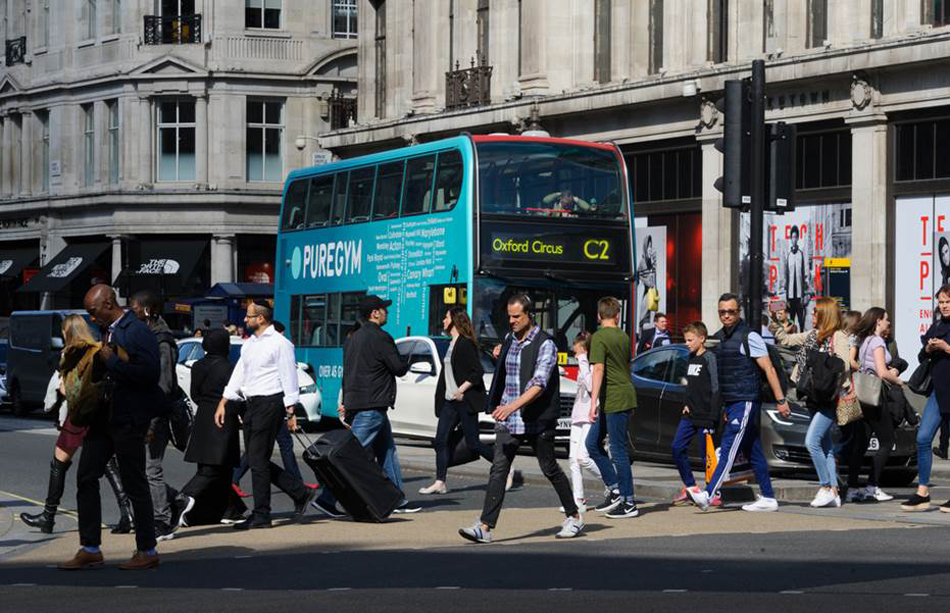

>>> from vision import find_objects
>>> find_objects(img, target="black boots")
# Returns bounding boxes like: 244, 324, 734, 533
20, 457, 71, 534
105, 457, 135, 534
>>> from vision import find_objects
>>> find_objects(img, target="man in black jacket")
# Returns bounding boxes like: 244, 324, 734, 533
311, 295, 420, 517
60, 285, 161, 571
459, 294, 582, 543
636, 312, 672, 354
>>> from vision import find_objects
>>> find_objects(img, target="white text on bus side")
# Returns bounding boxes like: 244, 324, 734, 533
302, 239, 363, 278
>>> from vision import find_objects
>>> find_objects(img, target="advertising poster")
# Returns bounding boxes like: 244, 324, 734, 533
740, 203, 852, 332
894, 196, 950, 372
633, 223, 667, 337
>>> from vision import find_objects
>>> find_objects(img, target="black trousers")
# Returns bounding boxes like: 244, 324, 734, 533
244, 394, 308, 520
480, 425, 576, 529
77, 422, 156, 552
434, 400, 493, 481
845, 404, 895, 488
787, 297, 805, 333
181, 464, 244, 525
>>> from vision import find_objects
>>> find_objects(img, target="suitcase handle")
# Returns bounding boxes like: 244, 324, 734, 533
292, 429, 316, 449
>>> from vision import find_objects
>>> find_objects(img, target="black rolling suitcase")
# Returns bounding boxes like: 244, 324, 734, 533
298, 429, 403, 522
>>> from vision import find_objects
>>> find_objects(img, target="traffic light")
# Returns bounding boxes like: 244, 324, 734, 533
765, 122, 796, 214
714, 79, 752, 209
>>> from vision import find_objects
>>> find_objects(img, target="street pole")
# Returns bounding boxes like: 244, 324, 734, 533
748, 59, 766, 333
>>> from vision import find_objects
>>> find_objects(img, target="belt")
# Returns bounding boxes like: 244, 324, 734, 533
246, 392, 283, 401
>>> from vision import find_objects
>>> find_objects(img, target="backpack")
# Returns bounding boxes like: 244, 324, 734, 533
797, 349, 845, 406
742, 331, 791, 403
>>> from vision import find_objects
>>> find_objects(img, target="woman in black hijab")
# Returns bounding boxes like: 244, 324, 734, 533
177, 328, 245, 526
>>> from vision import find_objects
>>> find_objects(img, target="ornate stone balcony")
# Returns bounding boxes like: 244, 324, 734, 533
143, 14, 202, 45
5, 36, 26, 66
445, 57, 493, 111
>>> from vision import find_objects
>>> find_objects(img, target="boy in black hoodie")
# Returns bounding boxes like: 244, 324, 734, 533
671, 322, 721, 506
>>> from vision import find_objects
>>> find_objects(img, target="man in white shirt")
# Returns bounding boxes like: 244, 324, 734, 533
784, 225, 808, 332
215, 301, 316, 530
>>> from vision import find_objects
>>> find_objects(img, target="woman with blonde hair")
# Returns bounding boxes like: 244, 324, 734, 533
20, 314, 135, 534
772, 298, 852, 508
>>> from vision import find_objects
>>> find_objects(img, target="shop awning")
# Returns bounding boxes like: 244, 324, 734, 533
207, 282, 274, 298
115, 239, 207, 296
18, 242, 110, 293
0, 246, 38, 280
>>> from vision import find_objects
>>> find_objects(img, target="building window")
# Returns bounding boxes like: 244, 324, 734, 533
374, 0, 386, 118
763, 0, 775, 52
594, 0, 611, 83
245, 0, 280, 29
807, 0, 827, 48
707, 0, 727, 63
476, 0, 489, 65
923, 0, 950, 26
38, 111, 49, 192
629, 146, 702, 203
246, 100, 283, 182
157, 99, 196, 182
83, 105, 95, 187
895, 119, 950, 182
448, 0, 455, 71
113, 0, 121, 33
870, 0, 884, 38
39, 0, 50, 46
796, 129, 852, 189
649, 0, 663, 74
86, 0, 97, 39
108, 100, 119, 184
332, 0, 357, 39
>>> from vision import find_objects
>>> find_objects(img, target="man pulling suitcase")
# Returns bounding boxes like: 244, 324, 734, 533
311, 295, 421, 517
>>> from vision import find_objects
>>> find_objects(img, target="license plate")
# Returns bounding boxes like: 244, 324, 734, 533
557, 418, 571, 430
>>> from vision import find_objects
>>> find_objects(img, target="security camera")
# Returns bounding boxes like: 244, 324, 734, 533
294, 136, 307, 150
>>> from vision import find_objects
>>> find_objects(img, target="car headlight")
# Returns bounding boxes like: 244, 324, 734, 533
299, 384, 318, 395
764, 408, 810, 426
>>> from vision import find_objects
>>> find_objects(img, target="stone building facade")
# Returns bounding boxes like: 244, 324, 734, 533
0, 0, 358, 316
321, 0, 950, 363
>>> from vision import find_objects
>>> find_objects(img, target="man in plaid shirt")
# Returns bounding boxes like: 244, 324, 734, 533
459, 295, 583, 543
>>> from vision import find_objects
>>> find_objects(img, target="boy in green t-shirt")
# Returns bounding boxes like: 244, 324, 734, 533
586, 297, 639, 518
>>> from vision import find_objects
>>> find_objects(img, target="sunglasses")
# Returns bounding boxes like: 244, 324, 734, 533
718, 309, 739, 316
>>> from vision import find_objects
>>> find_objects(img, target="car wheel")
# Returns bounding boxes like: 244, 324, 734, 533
880, 469, 917, 488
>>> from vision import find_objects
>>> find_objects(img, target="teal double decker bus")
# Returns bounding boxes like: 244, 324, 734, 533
275, 135, 635, 422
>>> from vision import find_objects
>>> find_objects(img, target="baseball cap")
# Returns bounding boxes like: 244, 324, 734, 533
359, 294, 392, 318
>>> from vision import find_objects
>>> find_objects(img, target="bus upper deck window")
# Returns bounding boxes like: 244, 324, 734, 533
305, 175, 335, 228
433, 150, 462, 212
345, 167, 376, 223
373, 161, 404, 220
281, 179, 309, 230
331, 172, 348, 225
402, 155, 436, 216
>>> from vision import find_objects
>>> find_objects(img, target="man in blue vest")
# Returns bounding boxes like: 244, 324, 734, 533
688, 293, 789, 512
459, 294, 583, 543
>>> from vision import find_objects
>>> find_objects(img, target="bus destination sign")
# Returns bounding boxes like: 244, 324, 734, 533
481, 224, 628, 271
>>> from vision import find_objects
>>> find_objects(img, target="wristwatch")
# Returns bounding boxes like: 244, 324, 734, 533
776, 398, 788, 405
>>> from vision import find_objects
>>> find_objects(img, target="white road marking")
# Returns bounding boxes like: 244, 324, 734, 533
662, 589, 688, 593
779, 590, 804, 594
435, 586, 461, 590
327, 587, 351, 591
904, 593, 929, 597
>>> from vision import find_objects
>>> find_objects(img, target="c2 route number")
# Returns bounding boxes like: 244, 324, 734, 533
583, 239, 610, 261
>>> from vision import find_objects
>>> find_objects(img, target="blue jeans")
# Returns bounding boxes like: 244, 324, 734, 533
585, 409, 634, 501
805, 408, 837, 488
916, 393, 942, 487
671, 417, 699, 487
317, 409, 406, 507
705, 401, 774, 499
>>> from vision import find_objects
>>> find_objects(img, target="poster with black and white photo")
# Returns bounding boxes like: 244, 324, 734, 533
739, 203, 853, 332
634, 222, 667, 338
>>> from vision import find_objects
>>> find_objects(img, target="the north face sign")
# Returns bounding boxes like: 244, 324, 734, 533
136, 258, 180, 275
48, 257, 83, 278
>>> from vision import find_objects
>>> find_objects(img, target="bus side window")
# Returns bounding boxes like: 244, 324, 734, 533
433, 150, 462, 212
305, 175, 335, 228
331, 172, 347, 226
345, 167, 376, 223
339, 291, 364, 340
281, 179, 309, 231
373, 161, 405, 220
401, 154, 435, 216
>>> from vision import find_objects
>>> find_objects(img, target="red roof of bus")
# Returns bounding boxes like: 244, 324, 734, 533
470, 135, 618, 152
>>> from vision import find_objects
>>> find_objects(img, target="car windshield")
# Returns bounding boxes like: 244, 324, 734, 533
431, 337, 496, 374
477, 141, 626, 220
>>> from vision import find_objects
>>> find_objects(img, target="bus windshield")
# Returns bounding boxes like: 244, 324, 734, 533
477, 141, 625, 220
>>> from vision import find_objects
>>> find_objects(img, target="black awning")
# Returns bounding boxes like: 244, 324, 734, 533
115, 239, 208, 296
207, 282, 274, 298
0, 246, 39, 280
18, 242, 110, 293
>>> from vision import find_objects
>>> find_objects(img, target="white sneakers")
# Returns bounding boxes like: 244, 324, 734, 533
741, 496, 779, 512
686, 488, 711, 512
555, 515, 585, 539
865, 485, 893, 502
809, 488, 841, 508
458, 521, 491, 544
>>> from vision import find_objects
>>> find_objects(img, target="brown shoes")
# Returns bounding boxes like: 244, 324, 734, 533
58, 549, 105, 570
118, 550, 160, 570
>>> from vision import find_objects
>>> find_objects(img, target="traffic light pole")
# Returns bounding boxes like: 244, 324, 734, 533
748, 60, 766, 334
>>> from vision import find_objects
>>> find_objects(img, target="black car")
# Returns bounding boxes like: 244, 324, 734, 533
628, 344, 918, 485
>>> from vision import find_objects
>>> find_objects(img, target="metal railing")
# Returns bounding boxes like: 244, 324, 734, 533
445, 57, 493, 111
5, 36, 26, 66
328, 91, 357, 130
143, 14, 202, 45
